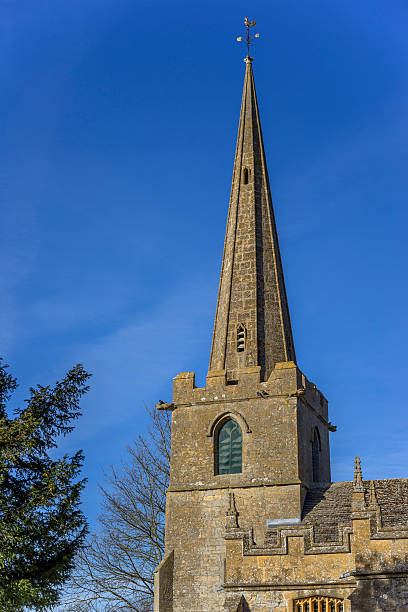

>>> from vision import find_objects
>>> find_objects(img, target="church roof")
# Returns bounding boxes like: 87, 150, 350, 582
301, 479, 408, 543
209, 58, 295, 382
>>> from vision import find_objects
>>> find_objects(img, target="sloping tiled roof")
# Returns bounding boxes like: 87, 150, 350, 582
374, 478, 408, 527
301, 479, 408, 543
302, 482, 353, 542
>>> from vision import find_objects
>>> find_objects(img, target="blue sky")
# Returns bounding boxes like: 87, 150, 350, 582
1, 0, 408, 527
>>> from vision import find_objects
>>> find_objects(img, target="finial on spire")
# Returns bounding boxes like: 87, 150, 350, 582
353, 456, 364, 492
236, 16, 260, 60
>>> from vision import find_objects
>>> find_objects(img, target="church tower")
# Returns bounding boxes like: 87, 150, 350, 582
154, 48, 333, 611
154, 21, 408, 612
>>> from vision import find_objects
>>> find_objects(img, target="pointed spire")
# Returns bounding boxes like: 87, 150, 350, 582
209, 59, 296, 381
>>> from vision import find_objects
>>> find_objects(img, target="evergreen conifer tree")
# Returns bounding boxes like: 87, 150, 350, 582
0, 359, 90, 611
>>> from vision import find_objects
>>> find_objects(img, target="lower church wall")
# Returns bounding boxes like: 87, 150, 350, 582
157, 493, 408, 612
349, 575, 408, 611
164, 488, 226, 612
223, 588, 354, 612
223, 577, 408, 612
164, 485, 304, 612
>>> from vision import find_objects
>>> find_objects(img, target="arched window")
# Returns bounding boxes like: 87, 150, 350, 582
312, 428, 321, 482
243, 168, 249, 184
216, 419, 242, 474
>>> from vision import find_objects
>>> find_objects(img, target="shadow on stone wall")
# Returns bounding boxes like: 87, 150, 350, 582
236, 595, 251, 612
349, 551, 408, 611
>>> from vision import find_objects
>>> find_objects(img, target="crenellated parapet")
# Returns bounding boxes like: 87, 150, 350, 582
222, 480, 408, 602
166, 359, 333, 496
225, 521, 353, 556
172, 361, 329, 423
225, 505, 408, 560
223, 468, 408, 592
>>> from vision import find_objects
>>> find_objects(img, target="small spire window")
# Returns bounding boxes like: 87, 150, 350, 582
243, 168, 249, 184
237, 324, 246, 352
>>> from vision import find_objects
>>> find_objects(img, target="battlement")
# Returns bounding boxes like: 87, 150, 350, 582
222, 485, 408, 602
173, 361, 329, 421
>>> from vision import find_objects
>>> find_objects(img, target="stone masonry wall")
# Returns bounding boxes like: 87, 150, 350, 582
162, 361, 333, 611
165, 486, 310, 612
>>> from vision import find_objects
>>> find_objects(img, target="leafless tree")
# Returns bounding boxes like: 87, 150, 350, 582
60, 405, 171, 612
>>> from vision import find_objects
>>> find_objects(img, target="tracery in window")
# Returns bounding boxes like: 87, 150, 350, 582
216, 419, 242, 475
312, 427, 321, 482
294, 597, 343, 612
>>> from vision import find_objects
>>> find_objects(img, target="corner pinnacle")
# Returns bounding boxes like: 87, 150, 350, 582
353, 456, 364, 492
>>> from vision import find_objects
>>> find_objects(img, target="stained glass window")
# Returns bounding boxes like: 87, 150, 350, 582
217, 419, 242, 474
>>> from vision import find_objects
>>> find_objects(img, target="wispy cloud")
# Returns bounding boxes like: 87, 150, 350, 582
57, 275, 215, 445
21, 282, 133, 337
0, 195, 39, 352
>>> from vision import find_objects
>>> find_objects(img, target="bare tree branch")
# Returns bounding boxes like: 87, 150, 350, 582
59, 406, 171, 612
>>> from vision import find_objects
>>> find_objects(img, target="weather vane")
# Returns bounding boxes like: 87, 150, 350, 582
236, 16, 260, 59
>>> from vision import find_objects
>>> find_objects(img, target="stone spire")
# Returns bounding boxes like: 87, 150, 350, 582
209, 58, 296, 382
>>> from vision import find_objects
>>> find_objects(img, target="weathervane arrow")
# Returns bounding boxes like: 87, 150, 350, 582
236, 16, 260, 59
